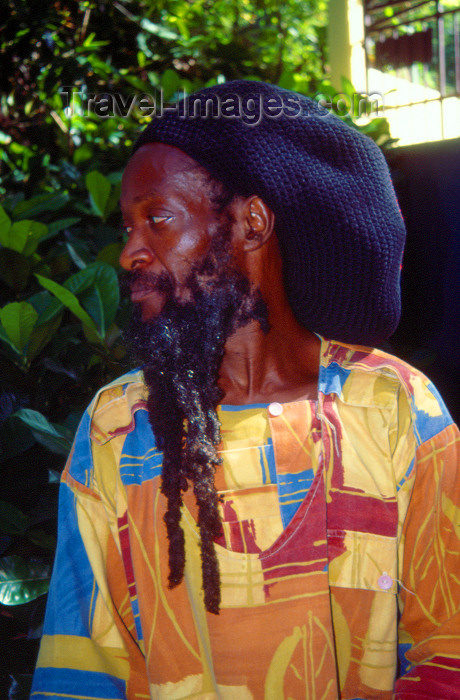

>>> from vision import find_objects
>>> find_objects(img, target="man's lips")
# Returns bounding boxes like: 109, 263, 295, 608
129, 285, 162, 303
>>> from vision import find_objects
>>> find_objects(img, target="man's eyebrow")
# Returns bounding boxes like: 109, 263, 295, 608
119, 191, 163, 209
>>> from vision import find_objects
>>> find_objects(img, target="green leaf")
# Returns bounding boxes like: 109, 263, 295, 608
341, 75, 356, 97
43, 217, 81, 240
17, 220, 48, 256
14, 408, 73, 457
0, 204, 12, 239
1, 220, 48, 256
12, 193, 70, 220
35, 274, 99, 334
33, 293, 64, 326
48, 469, 61, 484
79, 263, 120, 335
96, 241, 123, 268
0, 416, 36, 462
86, 171, 111, 219
66, 242, 89, 270
0, 555, 51, 605
140, 18, 179, 41
278, 70, 295, 90
26, 314, 63, 363
0, 500, 30, 536
73, 144, 93, 165
6, 673, 33, 699
160, 68, 181, 100
27, 529, 57, 551
0, 249, 31, 291
0, 302, 38, 352
103, 181, 121, 219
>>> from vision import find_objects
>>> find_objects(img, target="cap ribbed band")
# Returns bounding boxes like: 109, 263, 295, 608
134, 80, 406, 345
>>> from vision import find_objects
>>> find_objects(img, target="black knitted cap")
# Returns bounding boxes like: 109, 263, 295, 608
134, 80, 406, 345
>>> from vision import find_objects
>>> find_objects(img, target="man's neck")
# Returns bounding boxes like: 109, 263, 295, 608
218, 312, 321, 405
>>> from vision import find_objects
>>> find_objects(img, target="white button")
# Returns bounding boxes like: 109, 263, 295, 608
268, 402, 283, 416
377, 573, 393, 590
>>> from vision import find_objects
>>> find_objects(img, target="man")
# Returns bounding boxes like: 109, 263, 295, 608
32, 81, 460, 699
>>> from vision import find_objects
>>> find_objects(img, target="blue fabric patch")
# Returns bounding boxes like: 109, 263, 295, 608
42, 483, 98, 638
31, 666, 126, 699
411, 380, 453, 446
258, 438, 276, 485
220, 403, 270, 411
66, 410, 93, 485
119, 408, 162, 485
277, 470, 314, 528
398, 641, 412, 677
397, 456, 415, 492
319, 362, 351, 397
130, 594, 144, 644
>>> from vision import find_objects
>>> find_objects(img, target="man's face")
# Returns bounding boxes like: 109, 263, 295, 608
120, 142, 229, 320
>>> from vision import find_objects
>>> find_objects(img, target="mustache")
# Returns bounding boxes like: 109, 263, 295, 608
119, 269, 175, 298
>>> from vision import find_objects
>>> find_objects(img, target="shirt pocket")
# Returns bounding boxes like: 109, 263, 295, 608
327, 529, 398, 593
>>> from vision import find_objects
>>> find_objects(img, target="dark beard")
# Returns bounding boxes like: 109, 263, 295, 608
122, 227, 269, 614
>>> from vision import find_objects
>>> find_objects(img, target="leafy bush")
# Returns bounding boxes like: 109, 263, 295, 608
0, 169, 130, 696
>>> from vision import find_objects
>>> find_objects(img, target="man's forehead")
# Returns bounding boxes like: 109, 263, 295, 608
125, 142, 207, 178
120, 142, 217, 208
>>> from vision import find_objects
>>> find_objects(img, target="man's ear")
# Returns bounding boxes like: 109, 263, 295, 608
233, 196, 275, 252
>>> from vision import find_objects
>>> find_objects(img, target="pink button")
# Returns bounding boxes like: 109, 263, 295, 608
268, 402, 283, 416
378, 573, 393, 590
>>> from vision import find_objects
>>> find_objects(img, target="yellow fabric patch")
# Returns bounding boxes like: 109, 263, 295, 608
328, 530, 397, 591
36, 634, 129, 680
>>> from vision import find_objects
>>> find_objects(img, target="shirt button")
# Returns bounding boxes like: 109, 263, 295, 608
268, 402, 283, 416
377, 573, 393, 590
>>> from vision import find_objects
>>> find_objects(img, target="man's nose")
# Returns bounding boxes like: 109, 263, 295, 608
119, 232, 155, 271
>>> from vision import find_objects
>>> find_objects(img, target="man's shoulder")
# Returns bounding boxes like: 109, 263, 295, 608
321, 339, 454, 442
87, 368, 149, 446
321, 338, 428, 382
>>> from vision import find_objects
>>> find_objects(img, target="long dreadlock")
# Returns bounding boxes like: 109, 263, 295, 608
124, 190, 269, 614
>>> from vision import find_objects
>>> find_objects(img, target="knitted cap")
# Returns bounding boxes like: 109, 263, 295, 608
134, 80, 406, 345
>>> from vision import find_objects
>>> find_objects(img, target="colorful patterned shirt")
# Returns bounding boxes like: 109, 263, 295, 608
32, 339, 460, 699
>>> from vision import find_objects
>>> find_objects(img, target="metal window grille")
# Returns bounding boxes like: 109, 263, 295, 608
364, 0, 460, 142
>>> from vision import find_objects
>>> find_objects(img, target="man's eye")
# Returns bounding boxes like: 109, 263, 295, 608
124, 226, 132, 234
150, 216, 172, 225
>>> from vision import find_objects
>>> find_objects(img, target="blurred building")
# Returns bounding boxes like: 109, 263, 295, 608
329, 0, 460, 146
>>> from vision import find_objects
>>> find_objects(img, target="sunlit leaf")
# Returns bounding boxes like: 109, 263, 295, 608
0, 555, 51, 605
0, 302, 38, 352
140, 18, 179, 41
17, 220, 48, 256
0, 204, 12, 239
35, 274, 99, 334
73, 144, 93, 165
2, 220, 48, 256
160, 68, 181, 100
86, 171, 111, 219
